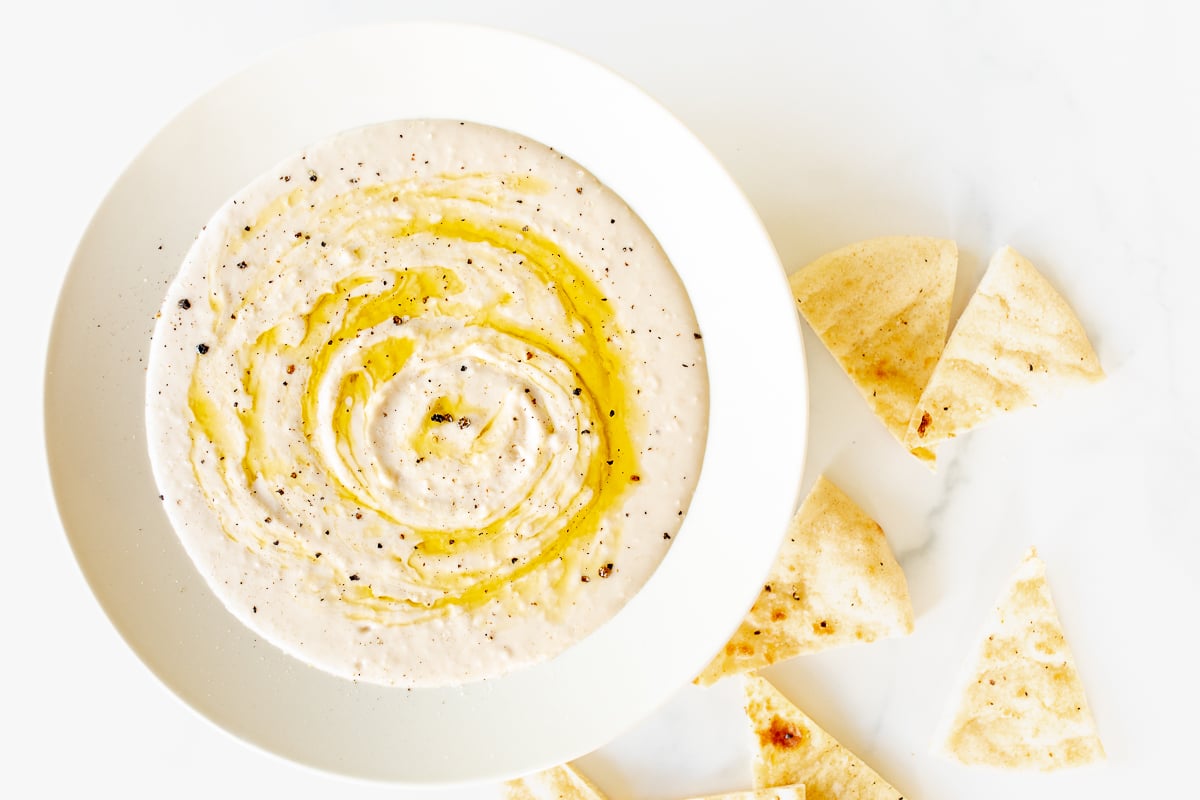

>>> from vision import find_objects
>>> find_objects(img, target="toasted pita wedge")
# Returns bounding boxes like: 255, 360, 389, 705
790, 236, 957, 459
684, 786, 806, 800
940, 548, 1104, 770
504, 764, 608, 800
906, 246, 1103, 452
744, 675, 905, 799
695, 477, 913, 685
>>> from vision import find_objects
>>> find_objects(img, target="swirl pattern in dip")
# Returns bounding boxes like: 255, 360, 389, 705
147, 120, 707, 686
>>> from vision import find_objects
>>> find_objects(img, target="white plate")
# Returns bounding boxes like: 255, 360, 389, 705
45, 22, 807, 785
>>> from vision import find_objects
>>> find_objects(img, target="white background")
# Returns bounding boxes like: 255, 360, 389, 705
4, 1, 1199, 797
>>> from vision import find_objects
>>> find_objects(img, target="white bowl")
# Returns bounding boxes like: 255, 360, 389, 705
45, 22, 807, 785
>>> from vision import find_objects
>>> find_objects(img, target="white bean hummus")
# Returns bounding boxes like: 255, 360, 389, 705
147, 120, 708, 686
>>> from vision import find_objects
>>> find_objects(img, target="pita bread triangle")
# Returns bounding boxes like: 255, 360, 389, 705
684, 786, 806, 800
940, 548, 1104, 770
695, 477, 913, 685
504, 764, 608, 800
906, 245, 1103, 452
789, 236, 957, 461
744, 674, 906, 799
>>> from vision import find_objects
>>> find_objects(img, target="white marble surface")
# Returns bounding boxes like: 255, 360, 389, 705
6, 1, 1198, 797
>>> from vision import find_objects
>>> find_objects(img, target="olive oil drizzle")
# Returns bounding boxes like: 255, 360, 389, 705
186, 173, 641, 622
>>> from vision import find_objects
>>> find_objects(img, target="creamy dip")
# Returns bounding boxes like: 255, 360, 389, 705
146, 120, 707, 686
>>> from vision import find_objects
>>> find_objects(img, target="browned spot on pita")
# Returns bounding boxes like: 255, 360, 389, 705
761, 716, 804, 750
